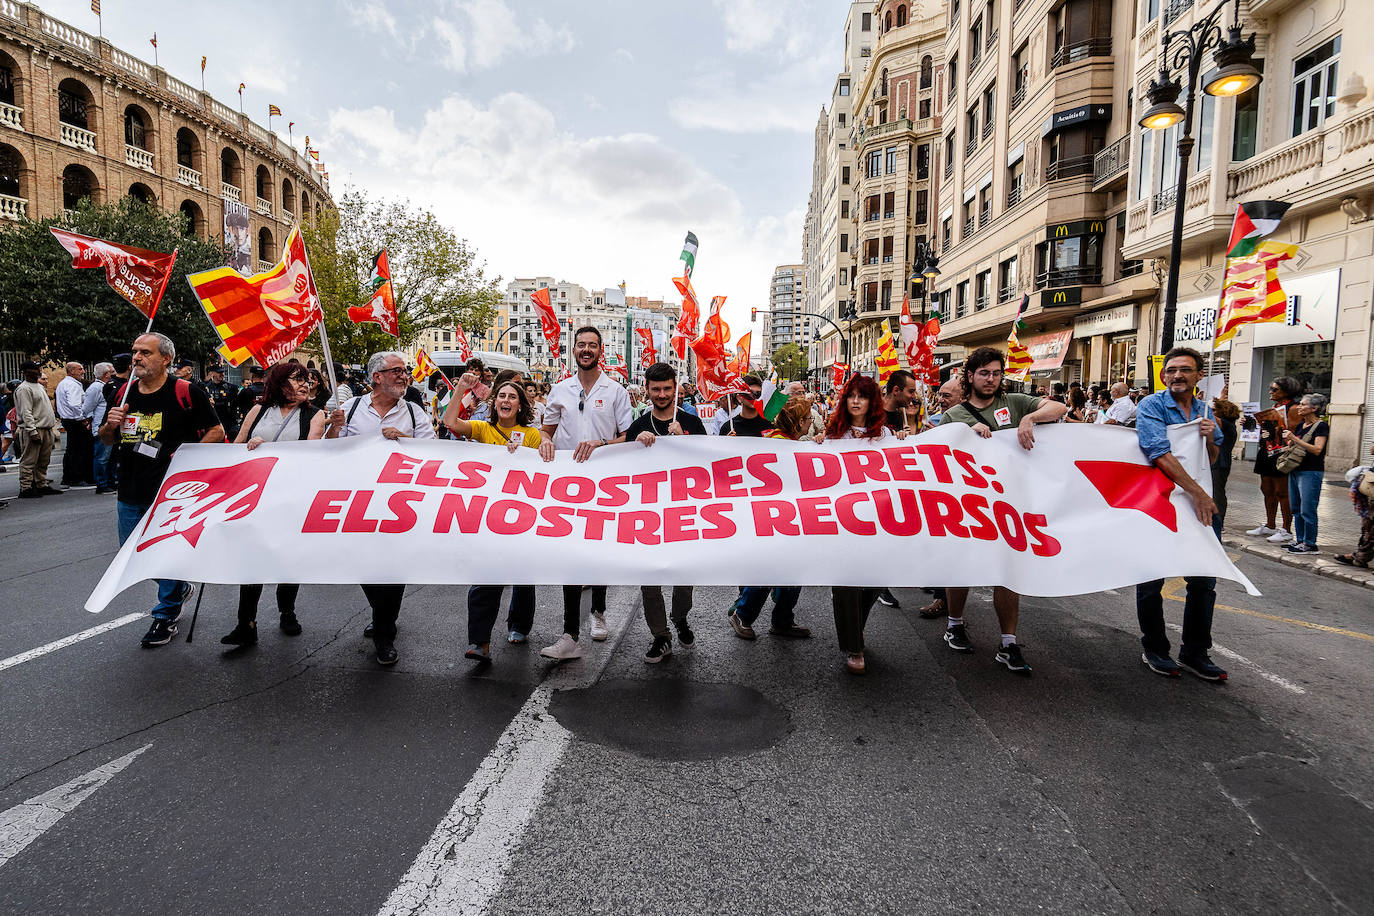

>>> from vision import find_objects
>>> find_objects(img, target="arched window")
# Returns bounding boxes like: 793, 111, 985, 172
57, 78, 92, 128
127, 182, 155, 205
884, 10, 892, 29
176, 127, 200, 169
255, 164, 270, 201
281, 177, 294, 214
220, 147, 241, 188
124, 106, 150, 150
61, 164, 98, 209
300, 190, 310, 214
920, 55, 933, 89
0, 58, 16, 108
0, 143, 23, 198
179, 199, 204, 238
897, 4, 907, 26
258, 227, 275, 263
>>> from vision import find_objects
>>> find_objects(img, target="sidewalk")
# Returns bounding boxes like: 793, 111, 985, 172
1220, 459, 1373, 591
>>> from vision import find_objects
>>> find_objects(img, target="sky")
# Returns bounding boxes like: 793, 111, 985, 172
41, 0, 849, 342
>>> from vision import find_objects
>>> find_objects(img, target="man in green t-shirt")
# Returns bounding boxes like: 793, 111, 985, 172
938, 346, 1067, 675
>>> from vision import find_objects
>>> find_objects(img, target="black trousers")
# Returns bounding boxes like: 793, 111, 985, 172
1136, 577, 1215, 657
60, 418, 93, 485
237, 584, 300, 624
361, 584, 405, 643
467, 585, 536, 646
832, 587, 880, 654
561, 585, 607, 639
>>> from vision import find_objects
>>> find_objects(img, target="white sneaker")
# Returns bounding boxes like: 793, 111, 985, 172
590, 612, 609, 641
540, 633, 583, 660
1246, 525, 1277, 537
1267, 530, 1294, 544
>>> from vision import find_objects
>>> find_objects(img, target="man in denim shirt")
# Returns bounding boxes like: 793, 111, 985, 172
1135, 347, 1227, 682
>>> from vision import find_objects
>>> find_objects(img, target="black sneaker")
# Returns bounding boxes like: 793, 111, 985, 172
1178, 651, 1228, 682
943, 624, 974, 653
141, 618, 178, 647
375, 641, 398, 666
1142, 651, 1181, 677
995, 642, 1032, 675
220, 622, 258, 646
877, 588, 900, 608
279, 612, 302, 636
643, 635, 673, 664
674, 621, 695, 647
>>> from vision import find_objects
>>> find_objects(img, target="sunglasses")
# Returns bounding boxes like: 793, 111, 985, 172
578, 390, 585, 412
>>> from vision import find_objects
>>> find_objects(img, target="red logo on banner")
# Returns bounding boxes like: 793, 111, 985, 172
137, 457, 278, 550
1075, 460, 1178, 532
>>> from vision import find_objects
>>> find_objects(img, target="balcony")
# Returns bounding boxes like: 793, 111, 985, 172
256, 196, 272, 216
998, 285, 1017, 302
948, 80, 958, 103
1007, 184, 1023, 208
222, 182, 242, 203
963, 215, 975, 236
1050, 38, 1111, 69
979, 206, 991, 227
1093, 135, 1130, 188
59, 122, 96, 152
944, 160, 953, 180
1036, 266, 1102, 288
176, 164, 202, 188
1010, 83, 1026, 111
884, 210, 895, 219
970, 48, 982, 72
0, 101, 21, 130
125, 145, 154, 172
1119, 259, 1146, 278
866, 212, 882, 222
986, 28, 998, 51
913, 209, 929, 225
1163, 0, 1192, 27
982, 120, 994, 141
975, 294, 989, 311
1152, 186, 1177, 214
0, 193, 27, 220
966, 134, 978, 157
1045, 155, 1094, 181
873, 85, 888, 102
257, 259, 273, 273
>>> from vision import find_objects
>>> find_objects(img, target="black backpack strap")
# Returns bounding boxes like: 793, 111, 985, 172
961, 403, 995, 428
406, 400, 418, 431
345, 396, 363, 425
245, 405, 265, 439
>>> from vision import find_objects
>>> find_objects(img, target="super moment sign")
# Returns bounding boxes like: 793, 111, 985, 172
85, 422, 1258, 612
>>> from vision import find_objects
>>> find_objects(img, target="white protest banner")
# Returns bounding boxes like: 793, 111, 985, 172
85, 422, 1257, 612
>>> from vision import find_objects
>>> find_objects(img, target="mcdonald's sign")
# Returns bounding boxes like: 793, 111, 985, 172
1045, 219, 1107, 240
1041, 287, 1083, 308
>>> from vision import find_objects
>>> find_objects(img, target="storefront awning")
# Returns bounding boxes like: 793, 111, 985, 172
1023, 328, 1074, 371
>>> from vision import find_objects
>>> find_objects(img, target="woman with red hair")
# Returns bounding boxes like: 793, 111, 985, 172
823, 374, 906, 674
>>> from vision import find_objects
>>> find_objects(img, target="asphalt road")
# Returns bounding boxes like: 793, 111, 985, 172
1, 479, 1372, 915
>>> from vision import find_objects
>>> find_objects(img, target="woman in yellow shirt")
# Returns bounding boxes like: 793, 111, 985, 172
442, 372, 551, 661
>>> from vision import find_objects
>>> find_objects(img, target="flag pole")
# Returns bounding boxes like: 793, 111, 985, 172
118, 248, 179, 410
292, 222, 341, 401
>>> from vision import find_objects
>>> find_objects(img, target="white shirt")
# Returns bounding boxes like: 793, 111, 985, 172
839, 426, 895, 441
543, 371, 632, 450
324, 382, 353, 412
1106, 396, 1137, 425
55, 375, 86, 420
82, 379, 108, 425
337, 395, 436, 440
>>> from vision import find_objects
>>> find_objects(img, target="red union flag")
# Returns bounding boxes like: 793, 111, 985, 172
453, 323, 473, 361
635, 326, 657, 366
50, 228, 178, 320
186, 226, 321, 367
347, 248, 398, 336
691, 330, 751, 401
670, 273, 699, 360
831, 362, 849, 389
136, 456, 277, 551
531, 287, 561, 360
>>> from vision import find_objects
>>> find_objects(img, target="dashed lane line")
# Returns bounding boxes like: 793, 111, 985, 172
0, 613, 144, 673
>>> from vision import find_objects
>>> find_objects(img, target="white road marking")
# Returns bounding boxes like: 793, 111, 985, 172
0, 613, 144, 673
1165, 623, 1305, 695
0, 744, 152, 868
379, 608, 634, 916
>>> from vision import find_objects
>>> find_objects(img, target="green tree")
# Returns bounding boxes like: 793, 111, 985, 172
0, 198, 229, 365
771, 342, 808, 382
302, 190, 501, 366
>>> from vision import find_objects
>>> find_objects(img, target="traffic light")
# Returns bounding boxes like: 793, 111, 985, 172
751, 307, 757, 322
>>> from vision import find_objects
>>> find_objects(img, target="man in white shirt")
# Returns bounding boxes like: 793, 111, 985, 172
538, 326, 632, 660
55, 361, 95, 488
83, 362, 115, 494
326, 350, 435, 666
1104, 382, 1137, 426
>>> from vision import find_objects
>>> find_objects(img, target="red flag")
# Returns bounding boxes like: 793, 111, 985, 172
635, 326, 657, 366
599, 354, 629, 382
454, 323, 473, 361
187, 226, 321, 367
531, 287, 561, 360
670, 273, 699, 360
50, 228, 178, 320
691, 331, 751, 401
728, 330, 751, 375
911, 316, 941, 386
897, 293, 920, 366
701, 295, 729, 348
830, 362, 849, 389
346, 249, 398, 336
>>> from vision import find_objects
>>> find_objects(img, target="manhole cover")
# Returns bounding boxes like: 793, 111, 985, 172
549, 678, 790, 760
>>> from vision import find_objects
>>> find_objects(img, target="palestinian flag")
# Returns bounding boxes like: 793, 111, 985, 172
680, 231, 699, 277
1014, 293, 1030, 330
750, 374, 789, 422
875, 320, 901, 384
1005, 329, 1032, 382
1226, 201, 1291, 259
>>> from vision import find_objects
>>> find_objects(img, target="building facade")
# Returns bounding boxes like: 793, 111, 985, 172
0, 2, 329, 268
1122, 0, 1373, 464
765, 263, 810, 357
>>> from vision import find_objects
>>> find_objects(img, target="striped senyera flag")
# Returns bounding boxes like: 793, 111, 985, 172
1005, 328, 1033, 381
1215, 241, 1299, 346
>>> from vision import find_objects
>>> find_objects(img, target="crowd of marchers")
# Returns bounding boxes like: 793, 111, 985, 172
5, 324, 1368, 681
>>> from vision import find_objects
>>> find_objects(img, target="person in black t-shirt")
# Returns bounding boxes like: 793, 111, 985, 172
883, 369, 919, 437
236, 366, 265, 421
719, 374, 768, 436
100, 333, 224, 648
203, 363, 241, 441
614, 362, 705, 662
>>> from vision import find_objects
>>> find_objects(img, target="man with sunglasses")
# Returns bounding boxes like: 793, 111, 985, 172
326, 350, 435, 666
939, 346, 1066, 676
538, 326, 632, 660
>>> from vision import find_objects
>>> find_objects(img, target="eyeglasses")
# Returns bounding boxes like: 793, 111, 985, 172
377, 366, 409, 377
973, 369, 1003, 379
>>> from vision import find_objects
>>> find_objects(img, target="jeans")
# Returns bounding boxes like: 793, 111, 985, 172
560, 585, 606, 640
731, 587, 801, 628
1287, 469, 1322, 547
467, 585, 535, 646
92, 437, 114, 489
832, 587, 880, 654
642, 585, 693, 638
1136, 576, 1215, 657
116, 500, 189, 620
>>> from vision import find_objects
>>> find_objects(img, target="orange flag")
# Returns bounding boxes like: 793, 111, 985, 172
729, 331, 751, 375
187, 226, 320, 367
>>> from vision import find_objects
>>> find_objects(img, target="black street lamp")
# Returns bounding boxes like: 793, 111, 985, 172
1139, 0, 1262, 350
909, 239, 940, 321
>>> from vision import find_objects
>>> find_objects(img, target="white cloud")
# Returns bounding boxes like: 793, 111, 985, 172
325, 93, 800, 330
345, 0, 399, 38
613, 48, 634, 64
430, 0, 576, 74
712, 0, 788, 53
670, 56, 829, 134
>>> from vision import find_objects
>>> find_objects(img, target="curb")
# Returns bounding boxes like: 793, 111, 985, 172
1222, 535, 1374, 591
